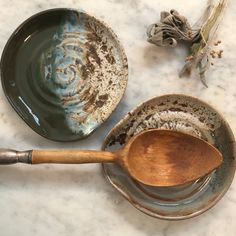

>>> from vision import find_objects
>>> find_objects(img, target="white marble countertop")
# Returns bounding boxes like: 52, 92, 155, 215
0, 0, 235, 235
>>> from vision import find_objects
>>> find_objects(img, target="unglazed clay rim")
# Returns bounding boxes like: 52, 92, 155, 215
0, 8, 128, 142
101, 94, 236, 220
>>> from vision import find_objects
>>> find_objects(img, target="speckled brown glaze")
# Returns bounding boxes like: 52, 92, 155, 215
60, 13, 129, 128
102, 94, 236, 220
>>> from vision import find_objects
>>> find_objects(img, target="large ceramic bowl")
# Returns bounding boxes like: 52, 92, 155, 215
1, 8, 128, 141
102, 94, 236, 220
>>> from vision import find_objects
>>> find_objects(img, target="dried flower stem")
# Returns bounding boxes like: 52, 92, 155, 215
180, 0, 227, 86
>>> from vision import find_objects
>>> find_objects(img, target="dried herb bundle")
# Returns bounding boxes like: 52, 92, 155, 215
146, 0, 228, 87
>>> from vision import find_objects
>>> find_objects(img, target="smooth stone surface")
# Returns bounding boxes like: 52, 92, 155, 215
0, 0, 236, 235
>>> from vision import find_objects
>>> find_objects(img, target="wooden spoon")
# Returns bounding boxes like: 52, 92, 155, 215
0, 129, 223, 187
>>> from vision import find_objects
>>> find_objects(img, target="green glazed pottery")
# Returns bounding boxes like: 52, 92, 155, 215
1, 8, 128, 141
102, 94, 236, 220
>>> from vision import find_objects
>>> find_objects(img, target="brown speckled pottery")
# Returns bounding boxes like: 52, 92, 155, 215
102, 94, 236, 220
1, 8, 128, 141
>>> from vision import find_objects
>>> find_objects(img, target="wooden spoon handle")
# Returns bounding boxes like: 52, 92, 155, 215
0, 149, 115, 165
32, 150, 115, 164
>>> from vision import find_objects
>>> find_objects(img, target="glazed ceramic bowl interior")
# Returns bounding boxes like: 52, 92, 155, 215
0, 8, 128, 141
102, 94, 236, 220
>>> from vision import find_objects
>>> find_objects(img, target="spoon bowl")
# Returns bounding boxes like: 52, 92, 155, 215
118, 129, 223, 186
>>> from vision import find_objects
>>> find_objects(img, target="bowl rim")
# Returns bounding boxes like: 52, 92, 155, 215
0, 8, 128, 142
101, 94, 236, 220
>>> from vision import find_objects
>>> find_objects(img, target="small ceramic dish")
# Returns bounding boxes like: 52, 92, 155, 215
1, 8, 128, 141
102, 94, 236, 220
